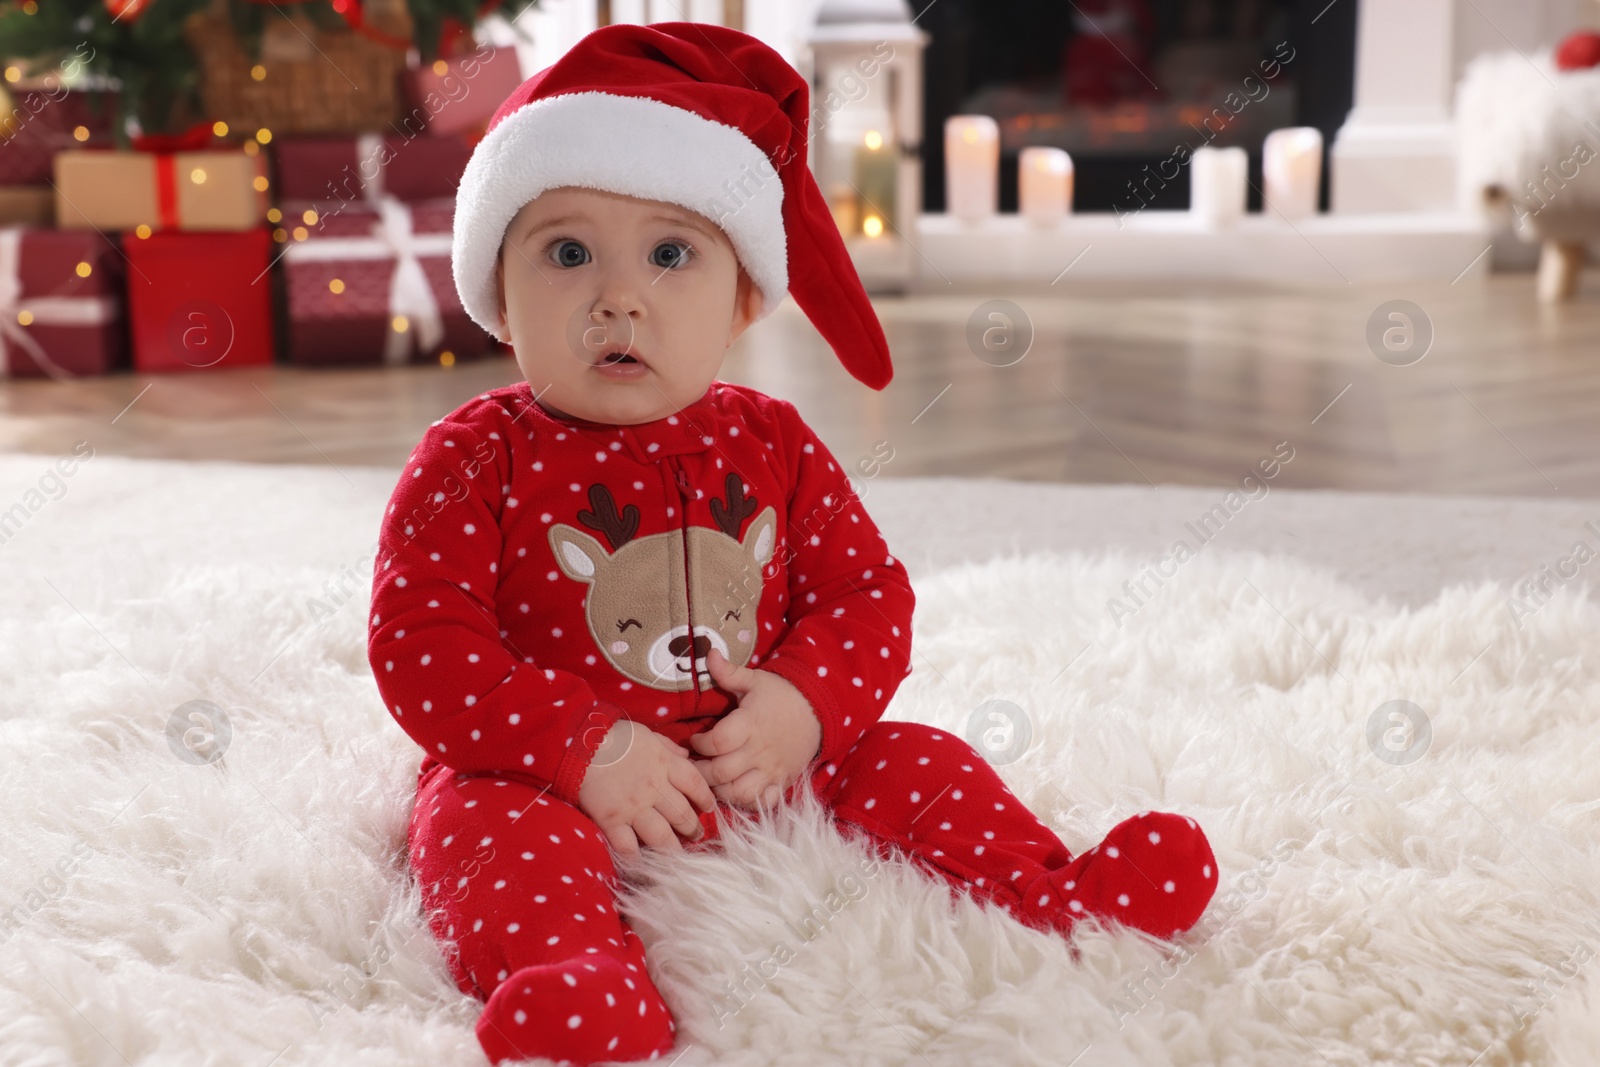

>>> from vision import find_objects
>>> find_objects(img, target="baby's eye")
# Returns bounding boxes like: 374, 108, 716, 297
549, 239, 589, 268
650, 240, 694, 271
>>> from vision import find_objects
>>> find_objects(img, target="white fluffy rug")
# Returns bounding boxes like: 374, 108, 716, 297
3, 455, 1600, 1067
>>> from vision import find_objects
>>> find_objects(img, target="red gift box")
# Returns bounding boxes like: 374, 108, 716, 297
124, 228, 276, 372
272, 132, 474, 204
400, 44, 523, 137
0, 226, 126, 378
279, 195, 496, 366
0, 90, 117, 186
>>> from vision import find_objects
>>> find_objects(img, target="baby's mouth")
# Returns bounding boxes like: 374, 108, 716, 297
597, 350, 645, 368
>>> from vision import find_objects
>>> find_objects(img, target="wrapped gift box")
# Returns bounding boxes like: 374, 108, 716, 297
0, 187, 54, 226
272, 132, 474, 204
0, 89, 117, 186
279, 195, 496, 366
124, 228, 275, 372
400, 44, 523, 137
0, 226, 126, 379
55, 148, 269, 232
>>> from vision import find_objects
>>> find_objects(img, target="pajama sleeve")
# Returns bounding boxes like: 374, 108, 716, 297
756, 403, 915, 767
367, 415, 624, 807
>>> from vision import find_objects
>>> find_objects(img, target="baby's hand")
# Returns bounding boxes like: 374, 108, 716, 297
688, 648, 822, 809
577, 719, 717, 861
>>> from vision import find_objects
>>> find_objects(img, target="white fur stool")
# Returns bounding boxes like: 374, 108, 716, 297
1457, 48, 1600, 301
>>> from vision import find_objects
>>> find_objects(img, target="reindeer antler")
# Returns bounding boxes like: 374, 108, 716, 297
710, 472, 758, 538
577, 483, 640, 551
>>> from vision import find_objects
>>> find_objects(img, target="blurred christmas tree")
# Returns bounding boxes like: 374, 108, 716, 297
0, 1, 211, 142
0, 0, 538, 140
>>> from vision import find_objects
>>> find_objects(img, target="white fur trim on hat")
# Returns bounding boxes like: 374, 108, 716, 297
452, 90, 788, 343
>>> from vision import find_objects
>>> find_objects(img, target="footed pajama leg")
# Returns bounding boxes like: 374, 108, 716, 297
811, 721, 1218, 940
409, 770, 678, 1065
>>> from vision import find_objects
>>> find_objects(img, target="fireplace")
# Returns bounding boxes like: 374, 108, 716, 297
908, 0, 1358, 216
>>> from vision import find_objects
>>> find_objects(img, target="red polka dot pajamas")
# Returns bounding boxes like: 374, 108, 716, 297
368, 380, 1218, 1065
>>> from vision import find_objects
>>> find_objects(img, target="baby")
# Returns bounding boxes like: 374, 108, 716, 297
367, 22, 1218, 1067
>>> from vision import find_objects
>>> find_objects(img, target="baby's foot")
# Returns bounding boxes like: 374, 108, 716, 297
1015, 811, 1217, 940
475, 954, 676, 1065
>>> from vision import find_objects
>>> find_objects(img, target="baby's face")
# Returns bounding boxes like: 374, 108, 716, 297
494, 186, 759, 424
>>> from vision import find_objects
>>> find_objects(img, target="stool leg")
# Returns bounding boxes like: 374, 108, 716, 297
1537, 240, 1586, 303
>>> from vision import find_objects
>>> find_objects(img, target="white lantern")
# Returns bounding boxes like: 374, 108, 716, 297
1190, 146, 1248, 229
805, 0, 929, 290
1019, 147, 1073, 227
1262, 127, 1324, 221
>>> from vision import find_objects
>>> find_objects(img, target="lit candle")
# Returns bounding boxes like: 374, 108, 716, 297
1189, 146, 1248, 228
1019, 147, 1073, 226
1262, 127, 1323, 221
852, 129, 896, 239
945, 115, 999, 222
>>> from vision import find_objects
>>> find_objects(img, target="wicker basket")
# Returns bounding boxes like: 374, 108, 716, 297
182, 0, 413, 136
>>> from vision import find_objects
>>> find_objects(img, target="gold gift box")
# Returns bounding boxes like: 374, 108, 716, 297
54, 148, 269, 232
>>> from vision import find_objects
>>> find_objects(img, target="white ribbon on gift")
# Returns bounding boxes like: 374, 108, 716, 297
282, 194, 449, 365
0, 226, 118, 381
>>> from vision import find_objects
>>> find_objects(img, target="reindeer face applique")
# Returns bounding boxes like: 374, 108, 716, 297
548, 473, 778, 692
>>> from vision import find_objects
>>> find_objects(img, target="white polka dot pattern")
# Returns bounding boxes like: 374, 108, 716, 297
368, 381, 917, 808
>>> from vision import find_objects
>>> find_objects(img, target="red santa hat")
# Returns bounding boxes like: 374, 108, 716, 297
451, 20, 894, 390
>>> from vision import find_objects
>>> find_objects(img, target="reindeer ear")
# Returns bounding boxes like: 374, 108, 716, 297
744, 506, 777, 567
548, 524, 609, 583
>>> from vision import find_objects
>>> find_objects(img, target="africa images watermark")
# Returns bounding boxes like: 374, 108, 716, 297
1505, 118, 1600, 230
782, 437, 897, 560
0, 838, 97, 949
1503, 918, 1600, 1037
1106, 441, 1297, 626
381, 432, 505, 568
0, 41, 96, 145
702, 39, 897, 233
308, 38, 512, 229
1504, 519, 1600, 630
1108, 837, 1295, 1029
1114, 40, 1298, 227
711, 435, 897, 625
708, 850, 885, 1029
306, 914, 422, 1030
0, 441, 95, 548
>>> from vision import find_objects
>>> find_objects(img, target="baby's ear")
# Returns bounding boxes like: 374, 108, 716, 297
728, 262, 760, 343
494, 252, 507, 329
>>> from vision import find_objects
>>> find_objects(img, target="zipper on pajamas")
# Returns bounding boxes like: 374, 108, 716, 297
668, 455, 700, 705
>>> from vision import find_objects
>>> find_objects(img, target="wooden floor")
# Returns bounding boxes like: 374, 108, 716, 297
4, 274, 1599, 497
